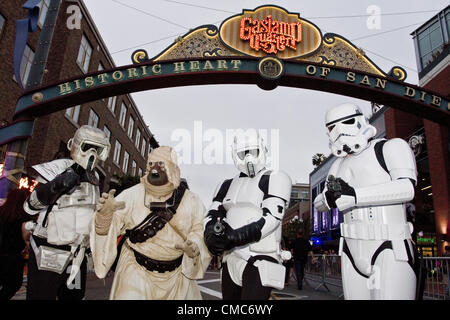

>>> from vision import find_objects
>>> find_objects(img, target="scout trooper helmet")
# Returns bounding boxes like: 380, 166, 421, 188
232, 130, 267, 177
67, 125, 111, 171
325, 103, 376, 157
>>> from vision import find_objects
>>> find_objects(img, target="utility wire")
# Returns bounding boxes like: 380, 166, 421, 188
162, 1, 438, 20
109, 0, 421, 72
163, 0, 235, 14
111, 33, 184, 54
306, 9, 439, 19
111, 0, 190, 30
350, 21, 425, 41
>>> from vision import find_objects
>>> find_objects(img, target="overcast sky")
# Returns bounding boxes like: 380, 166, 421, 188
83, 0, 448, 205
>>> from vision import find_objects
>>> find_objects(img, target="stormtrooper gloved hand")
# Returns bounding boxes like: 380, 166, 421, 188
94, 189, 126, 235
175, 240, 200, 258
34, 167, 81, 206
205, 219, 265, 256
325, 176, 356, 211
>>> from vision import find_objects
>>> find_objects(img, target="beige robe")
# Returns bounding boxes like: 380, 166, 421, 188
90, 183, 211, 300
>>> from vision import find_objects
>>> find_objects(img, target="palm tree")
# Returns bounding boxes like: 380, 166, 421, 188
312, 153, 327, 168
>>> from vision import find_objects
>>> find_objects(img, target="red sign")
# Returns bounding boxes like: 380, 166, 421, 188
240, 15, 302, 54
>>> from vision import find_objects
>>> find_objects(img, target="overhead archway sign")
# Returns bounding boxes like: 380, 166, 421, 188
2, 5, 450, 145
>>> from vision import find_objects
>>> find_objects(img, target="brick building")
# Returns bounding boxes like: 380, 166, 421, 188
283, 183, 310, 226
385, 5, 449, 255
0, 0, 159, 194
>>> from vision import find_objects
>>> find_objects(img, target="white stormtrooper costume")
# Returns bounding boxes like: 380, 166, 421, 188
204, 132, 291, 300
23, 125, 110, 300
314, 104, 418, 300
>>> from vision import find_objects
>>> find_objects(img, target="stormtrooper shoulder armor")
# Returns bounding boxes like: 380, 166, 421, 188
259, 170, 292, 203
381, 138, 417, 184
33, 159, 74, 182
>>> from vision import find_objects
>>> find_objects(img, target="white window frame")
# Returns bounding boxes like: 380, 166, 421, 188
127, 116, 134, 139
135, 129, 141, 149
19, 45, 35, 86
122, 151, 129, 173
119, 102, 127, 128
88, 108, 99, 128
65, 105, 81, 124
0, 13, 5, 38
37, 0, 50, 28
113, 140, 121, 165
141, 139, 146, 157
138, 168, 143, 177
107, 96, 117, 114
103, 125, 111, 141
131, 160, 137, 176
76, 34, 92, 73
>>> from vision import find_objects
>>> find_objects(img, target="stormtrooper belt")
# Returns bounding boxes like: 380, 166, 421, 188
132, 248, 183, 273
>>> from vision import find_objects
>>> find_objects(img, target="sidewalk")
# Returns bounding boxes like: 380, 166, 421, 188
12, 269, 342, 300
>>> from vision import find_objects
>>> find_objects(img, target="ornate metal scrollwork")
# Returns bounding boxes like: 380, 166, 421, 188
131, 49, 149, 64
389, 66, 407, 82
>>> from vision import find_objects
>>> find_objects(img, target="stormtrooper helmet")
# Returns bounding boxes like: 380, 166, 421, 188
325, 103, 376, 157
232, 130, 267, 177
67, 125, 111, 171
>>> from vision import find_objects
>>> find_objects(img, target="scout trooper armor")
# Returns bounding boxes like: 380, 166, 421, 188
204, 132, 292, 296
314, 103, 418, 300
24, 125, 110, 295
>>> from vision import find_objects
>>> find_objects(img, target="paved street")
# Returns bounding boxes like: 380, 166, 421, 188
12, 268, 342, 300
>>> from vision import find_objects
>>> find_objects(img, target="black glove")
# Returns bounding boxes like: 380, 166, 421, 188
204, 217, 265, 256
325, 175, 356, 209
34, 167, 81, 206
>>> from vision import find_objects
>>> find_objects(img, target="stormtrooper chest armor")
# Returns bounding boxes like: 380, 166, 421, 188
222, 170, 267, 230
333, 140, 391, 189
334, 140, 412, 241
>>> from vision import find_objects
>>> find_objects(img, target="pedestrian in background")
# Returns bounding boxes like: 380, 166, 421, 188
292, 229, 316, 290
0, 188, 33, 300
282, 238, 294, 286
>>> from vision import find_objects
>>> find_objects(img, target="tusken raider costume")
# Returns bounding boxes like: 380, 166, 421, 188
204, 131, 292, 300
314, 103, 418, 300
23, 125, 110, 300
90, 146, 211, 299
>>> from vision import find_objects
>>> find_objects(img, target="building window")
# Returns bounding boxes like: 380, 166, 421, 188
301, 190, 309, 199
138, 168, 143, 177
103, 125, 111, 141
141, 138, 146, 157
119, 102, 127, 128
0, 13, 5, 38
19, 45, 35, 86
88, 108, 99, 128
107, 96, 117, 113
417, 19, 444, 69
76, 34, 92, 73
113, 140, 121, 165
131, 160, 137, 176
127, 117, 134, 139
37, 0, 50, 27
122, 151, 129, 173
135, 129, 141, 149
65, 105, 80, 123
